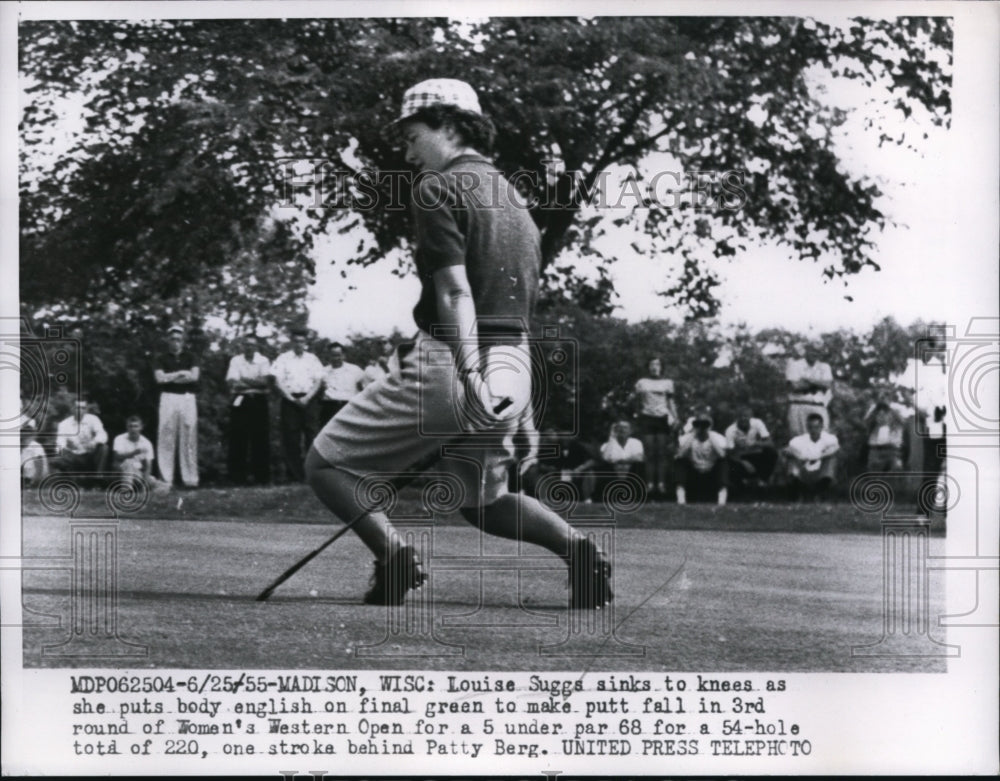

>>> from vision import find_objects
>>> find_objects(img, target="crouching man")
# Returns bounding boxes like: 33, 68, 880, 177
675, 409, 729, 506
112, 415, 155, 488
784, 413, 840, 502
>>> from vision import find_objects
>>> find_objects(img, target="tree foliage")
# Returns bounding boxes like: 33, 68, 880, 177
20, 16, 951, 320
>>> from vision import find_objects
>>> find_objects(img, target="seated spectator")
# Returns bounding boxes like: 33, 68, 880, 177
599, 420, 645, 476
725, 405, 778, 488
20, 417, 49, 487
864, 399, 908, 472
533, 428, 598, 504
675, 409, 729, 506
784, 413, 840, 501
112, 416, 155, 487
51, 398, 108, 475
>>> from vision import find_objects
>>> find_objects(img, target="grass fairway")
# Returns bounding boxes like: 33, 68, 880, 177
21, 487, 947, 672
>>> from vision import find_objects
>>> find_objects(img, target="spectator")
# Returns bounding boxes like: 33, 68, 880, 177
361, 338, 395, 389
112, 415, 155, 487
679, 405, 714, 437
52, 398, 108, 474
675, 408, 729, 506
534, 428, 598, 504
599, 420, 645, 476
20, 417, 49, 487
632, 356, 678, 496
785, 341, 833, 436
725, 405, 778, 488
864, 399, 908, 472
784, 412, 840, 501
319, 342, 365, 426
915, 341, 949, 506
272, 327, 324, 482
153, 325, 200, 488
225, 334, 272, 485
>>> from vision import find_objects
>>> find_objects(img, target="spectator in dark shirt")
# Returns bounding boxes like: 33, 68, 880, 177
532, 428, 598, 504
153, 325, 200, 488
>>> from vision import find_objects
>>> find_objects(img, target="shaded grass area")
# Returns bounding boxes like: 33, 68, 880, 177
21, 519, 948, 671
20, 483, 945, 535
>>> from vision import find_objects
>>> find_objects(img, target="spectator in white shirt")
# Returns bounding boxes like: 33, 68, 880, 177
272, 328, 325, 482
20, 416, 49, 487
863, 399, 907, 472
784, 413, 840, 501
319, 343, 365, 426
360, 338, 395, 389
112, 415, 155, 487
599, 420, 645, 476
675, 409, 729, 506
725, 405, 778, 488
889, 335, 949, 512
632, 357, 679, 496
785, 341, 833, 436
226, 334, 273, 485
53, 398, 108, 474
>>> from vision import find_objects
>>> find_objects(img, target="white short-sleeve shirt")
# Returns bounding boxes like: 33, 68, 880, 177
634, 376, 676, 420
112, 433, 155, 467
786, 358, 833, 406
788, 430, 839, 462
725, 418, 770, 450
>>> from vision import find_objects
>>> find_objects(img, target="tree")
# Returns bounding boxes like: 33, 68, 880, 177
20, 16, 951, 319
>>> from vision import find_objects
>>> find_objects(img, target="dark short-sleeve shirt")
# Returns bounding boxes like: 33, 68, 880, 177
410, 155, 541, 341
155, 350, 199, 394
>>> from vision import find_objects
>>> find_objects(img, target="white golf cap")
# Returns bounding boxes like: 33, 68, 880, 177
391, 78, 482, 127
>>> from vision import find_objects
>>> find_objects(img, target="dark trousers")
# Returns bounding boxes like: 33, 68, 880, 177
51, 444, 107, 476
923, 436, 946, 475
729, 447, 778, 484
319, 399, 348, 428
280, 397, 316, 482
228, 394, 270, 484
675, 456, 728, 501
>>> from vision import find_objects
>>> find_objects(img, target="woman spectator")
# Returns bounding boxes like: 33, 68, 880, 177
632, 357, 678, 496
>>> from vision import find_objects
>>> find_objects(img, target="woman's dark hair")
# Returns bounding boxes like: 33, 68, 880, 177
406, 105, 496, 155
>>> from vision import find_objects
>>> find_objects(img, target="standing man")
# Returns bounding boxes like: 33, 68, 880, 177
305, 78, 612, 608
785, 341, 833, 436
914, 342, 949, 507
272, 328, 324, 482
225, 334, 272, 485
153, 325, 200, 488
863, 399, 908, 472
319, 342, 365, 427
